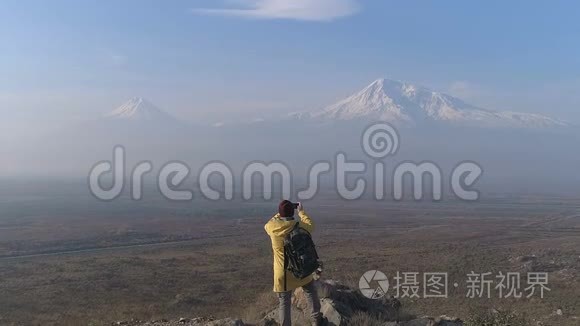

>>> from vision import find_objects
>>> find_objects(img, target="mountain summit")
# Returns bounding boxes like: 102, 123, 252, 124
305, 78, 568, 128
105, 97, 177, 123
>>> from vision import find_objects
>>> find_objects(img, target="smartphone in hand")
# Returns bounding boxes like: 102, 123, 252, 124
295, 202, 303, 211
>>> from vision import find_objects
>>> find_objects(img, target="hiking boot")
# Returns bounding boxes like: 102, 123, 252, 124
312, 315, 328, 326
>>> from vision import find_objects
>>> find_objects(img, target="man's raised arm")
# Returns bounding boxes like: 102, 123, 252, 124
297, 203, 314, 233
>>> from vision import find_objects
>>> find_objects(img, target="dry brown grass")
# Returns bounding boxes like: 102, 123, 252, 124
0, 198, 579, 325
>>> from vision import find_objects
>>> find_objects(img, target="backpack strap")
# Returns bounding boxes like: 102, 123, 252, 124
293, 221, 300, 230
283, 222, 300, 292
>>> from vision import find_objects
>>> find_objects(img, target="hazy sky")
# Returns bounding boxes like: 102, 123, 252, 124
1, 0, 579, 141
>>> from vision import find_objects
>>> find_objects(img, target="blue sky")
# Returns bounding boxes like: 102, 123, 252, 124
1, 0, 579, 140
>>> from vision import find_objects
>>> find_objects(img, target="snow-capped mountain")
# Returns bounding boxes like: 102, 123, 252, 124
297, 78, 568, 128
105, 97, 177, 123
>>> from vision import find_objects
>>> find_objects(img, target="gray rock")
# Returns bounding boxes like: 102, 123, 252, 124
436, 315, 463, 325
438, 320, 463, 326
320, 298, 344, 326
206, 318, 244, 326
401, 318, 436, 326
125, 279, 468, 326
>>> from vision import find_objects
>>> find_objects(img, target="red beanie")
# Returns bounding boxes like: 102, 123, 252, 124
278, 200, 295, 217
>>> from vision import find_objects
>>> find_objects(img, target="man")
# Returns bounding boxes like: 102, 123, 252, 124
264, 200, 324, 326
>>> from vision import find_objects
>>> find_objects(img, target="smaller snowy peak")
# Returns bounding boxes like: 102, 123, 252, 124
105, 97, 176, 122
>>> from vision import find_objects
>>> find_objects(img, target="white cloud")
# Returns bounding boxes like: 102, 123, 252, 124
109, 54, 128, 66
192, 0, 360, 22
97, 47, 128, 67
447, 81, 484, 100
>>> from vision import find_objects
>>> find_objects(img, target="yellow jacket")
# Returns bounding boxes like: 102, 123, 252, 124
264, 210, 315, 292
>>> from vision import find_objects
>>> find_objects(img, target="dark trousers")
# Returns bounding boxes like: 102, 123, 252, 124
277, 281, 322, 326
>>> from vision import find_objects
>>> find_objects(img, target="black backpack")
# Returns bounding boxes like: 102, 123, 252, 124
283, 222, 320, 287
